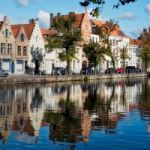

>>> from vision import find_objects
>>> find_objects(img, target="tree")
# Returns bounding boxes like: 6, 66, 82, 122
138, 27, 150, 71
120, 46, 130, 68
47, 15, 82, 74
80, 0, 137, 17
98, 20, 118, 67
140, 45, 150, 71
31, 47, 45, 74
83, 42, 105, 70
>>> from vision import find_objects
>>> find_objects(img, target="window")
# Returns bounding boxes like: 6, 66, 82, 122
18, 46, 21, 56
4, 29, 9, 37
7, 44, 12, 55
36, 36, 38, 42
20, 33, 24, 42
1, 43, 5, 54
23, 46, 27, 56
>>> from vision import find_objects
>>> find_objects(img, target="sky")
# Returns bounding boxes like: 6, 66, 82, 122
0, 0, 150, 38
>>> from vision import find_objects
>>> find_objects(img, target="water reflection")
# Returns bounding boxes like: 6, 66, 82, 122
0, 79, 150, 149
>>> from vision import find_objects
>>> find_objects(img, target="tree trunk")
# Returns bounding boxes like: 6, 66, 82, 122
67, 60, 71, 75
34, 60, 40, 75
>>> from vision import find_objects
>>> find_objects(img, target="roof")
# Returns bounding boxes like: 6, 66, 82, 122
130, 39, 142, 46
91, 19, 128, 37
0, 21, 3, 30
52, 13, 85, 29
41, 28, 57, 36
11, 23, 35, 39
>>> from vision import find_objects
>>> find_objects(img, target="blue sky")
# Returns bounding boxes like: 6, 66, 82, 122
0, 0, 150, 38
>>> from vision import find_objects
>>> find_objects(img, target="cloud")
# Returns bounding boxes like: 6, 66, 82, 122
38, 10, 50, 28
119, 12, 136, 20
145, 4, 150, 12
15, 0, 29, 6
130, 29, 142, 38
0, 13, 4, 21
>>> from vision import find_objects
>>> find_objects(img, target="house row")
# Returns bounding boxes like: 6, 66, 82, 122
0, 12, 141, 75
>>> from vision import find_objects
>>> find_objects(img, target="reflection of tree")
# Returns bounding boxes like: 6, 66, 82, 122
45, 85, 82, 147
83, 81, 118, 133
30, 88, 43, 111
139, 79, 150, 121
51, 85, 67, 95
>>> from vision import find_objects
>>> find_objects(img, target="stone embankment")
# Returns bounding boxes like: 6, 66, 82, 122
0, 73, 147, 85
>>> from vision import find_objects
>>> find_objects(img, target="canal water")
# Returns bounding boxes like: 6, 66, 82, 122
0, 78, 150, 150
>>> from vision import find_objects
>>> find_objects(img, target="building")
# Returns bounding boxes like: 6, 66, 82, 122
0, 16, 16, 75
12, 20, 45, 74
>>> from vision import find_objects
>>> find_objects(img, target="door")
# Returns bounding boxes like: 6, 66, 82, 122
11, 62, 15, 74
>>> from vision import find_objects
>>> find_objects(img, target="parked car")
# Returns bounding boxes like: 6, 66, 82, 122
105, 68, 116, 74
52, 67, 67, 75
135, 67, 142, 73
116, 68, 125, 73
80, 67, 94, 75
125, 66, 136, 73
0, 69, 8, 77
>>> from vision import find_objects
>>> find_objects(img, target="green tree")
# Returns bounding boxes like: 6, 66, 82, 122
140, 45, 150, 71
120, 46, 130, 68
31, 47, 45, 74
99, 20, 118, 67
80, 0, 137, 17
139, 28, 150, 71
83, 42, 105, 70
47, 15, 82, 74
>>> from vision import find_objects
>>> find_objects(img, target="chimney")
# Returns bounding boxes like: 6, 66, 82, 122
69, 12, 75, 15
29, 18, 35, 24
50, 13, 54, 28
57, 13, 61, 17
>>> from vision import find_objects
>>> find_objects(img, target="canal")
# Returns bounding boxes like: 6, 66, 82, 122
0, 78, 150, 150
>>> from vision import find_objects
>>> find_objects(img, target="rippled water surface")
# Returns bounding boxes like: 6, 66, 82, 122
0, 78, 150, 150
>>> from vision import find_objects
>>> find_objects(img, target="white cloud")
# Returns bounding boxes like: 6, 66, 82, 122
119, 12, 136, 20
38, 10, 50, 28
145, 4, 150, 12
0, 13, 4, 21
16, 0, 29, 6
130, 29, 142, 38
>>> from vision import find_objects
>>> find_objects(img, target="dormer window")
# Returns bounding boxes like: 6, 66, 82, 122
21, 33, 24, 42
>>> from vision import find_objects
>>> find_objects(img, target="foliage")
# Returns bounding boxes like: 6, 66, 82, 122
30, 46, 45, 74
120, 46, 130, 68
139, 28, 150, 70
80, 0, 137, 17
31, 46, 44, 62
47, 15, 82, 73
140, 45, 150, 70
99, 20, 118, 67
83, 42, 106, 68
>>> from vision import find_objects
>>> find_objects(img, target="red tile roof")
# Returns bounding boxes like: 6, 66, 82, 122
41, 28, 57, 36
0, 21, 3, 30
11, 23, 35, 39
130, 39, 142, 46
91, 19, 127, 37
52, 13, 85, 29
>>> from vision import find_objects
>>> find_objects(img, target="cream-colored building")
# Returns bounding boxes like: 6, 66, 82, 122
0, 16, 16, 74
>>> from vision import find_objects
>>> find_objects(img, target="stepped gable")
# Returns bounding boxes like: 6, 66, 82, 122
11, 23, 35, 39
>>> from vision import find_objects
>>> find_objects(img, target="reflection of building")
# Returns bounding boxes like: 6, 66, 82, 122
0, 87, 16, 143
0, 79, 144, 145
